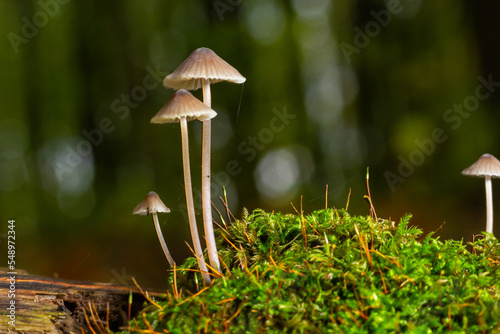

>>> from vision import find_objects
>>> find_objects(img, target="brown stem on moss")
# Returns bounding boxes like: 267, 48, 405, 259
151, 212, 176, 268
201, 79, 220, 272
180, 116, 211, 285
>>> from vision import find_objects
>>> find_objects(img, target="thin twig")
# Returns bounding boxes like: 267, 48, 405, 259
132, 277, 164, 311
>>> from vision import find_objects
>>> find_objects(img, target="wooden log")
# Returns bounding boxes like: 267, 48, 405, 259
0, 268, 165, 333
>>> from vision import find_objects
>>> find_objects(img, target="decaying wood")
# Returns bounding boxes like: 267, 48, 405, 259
0, 268, 165, 333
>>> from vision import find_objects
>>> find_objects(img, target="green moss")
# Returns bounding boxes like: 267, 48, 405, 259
124, 208, 500, 333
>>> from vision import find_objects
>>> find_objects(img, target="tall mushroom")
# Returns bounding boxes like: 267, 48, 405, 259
462, 153, 500, 234
133, 191, 176, 268
163, 47, 246, 272
151, 89, 216, 285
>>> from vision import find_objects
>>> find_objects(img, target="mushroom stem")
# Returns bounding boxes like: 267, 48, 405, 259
201, 79, 220, 272
151, 212, 176, 268
485, 175, 494, 234
202, 78, 212, 107
180, 116, 212, 285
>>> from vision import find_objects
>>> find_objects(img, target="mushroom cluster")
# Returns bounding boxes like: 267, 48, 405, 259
133, 48, 245, 286
163, 48, 246, 273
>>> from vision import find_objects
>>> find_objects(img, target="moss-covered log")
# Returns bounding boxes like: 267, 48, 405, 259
130, 209, 500, 333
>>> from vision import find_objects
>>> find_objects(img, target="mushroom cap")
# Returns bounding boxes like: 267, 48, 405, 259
133, 191, 171, 215
462, 153, 500, 178
151, 89, 217, 124
163, 47, 246, 90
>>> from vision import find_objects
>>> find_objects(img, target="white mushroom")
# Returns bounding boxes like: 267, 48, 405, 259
133, 191, 176, 268
151, 90, 216, 285
462, 153, 500, 234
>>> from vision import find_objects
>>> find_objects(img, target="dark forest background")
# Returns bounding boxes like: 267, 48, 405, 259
1, 0, 500, 288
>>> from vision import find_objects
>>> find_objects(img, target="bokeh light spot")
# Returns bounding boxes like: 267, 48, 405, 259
255, 146, 313, 203
242, 0, 286, 45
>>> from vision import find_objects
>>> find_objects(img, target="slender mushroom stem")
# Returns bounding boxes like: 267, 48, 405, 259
151, 212, 176, 268
485, 175, 493, 234
180, 116, 212, 285
202, 78, 212, 107
201, 79, 220, 272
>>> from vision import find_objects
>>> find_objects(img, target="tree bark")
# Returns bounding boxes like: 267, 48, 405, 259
0, 268, 164, 333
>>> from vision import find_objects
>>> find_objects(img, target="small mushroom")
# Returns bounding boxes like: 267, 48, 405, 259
462, 153, 500, 234
163, 47, 246, 272
151, 89, 216, 285
133, 191, 176, 268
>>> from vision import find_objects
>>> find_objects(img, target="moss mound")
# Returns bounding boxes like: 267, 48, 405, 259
125, 209, 500, 333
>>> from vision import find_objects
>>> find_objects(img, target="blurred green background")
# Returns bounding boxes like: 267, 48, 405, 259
1, 0, 500, 289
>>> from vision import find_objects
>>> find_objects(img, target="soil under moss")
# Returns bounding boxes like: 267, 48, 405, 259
121, 208, 500, 333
